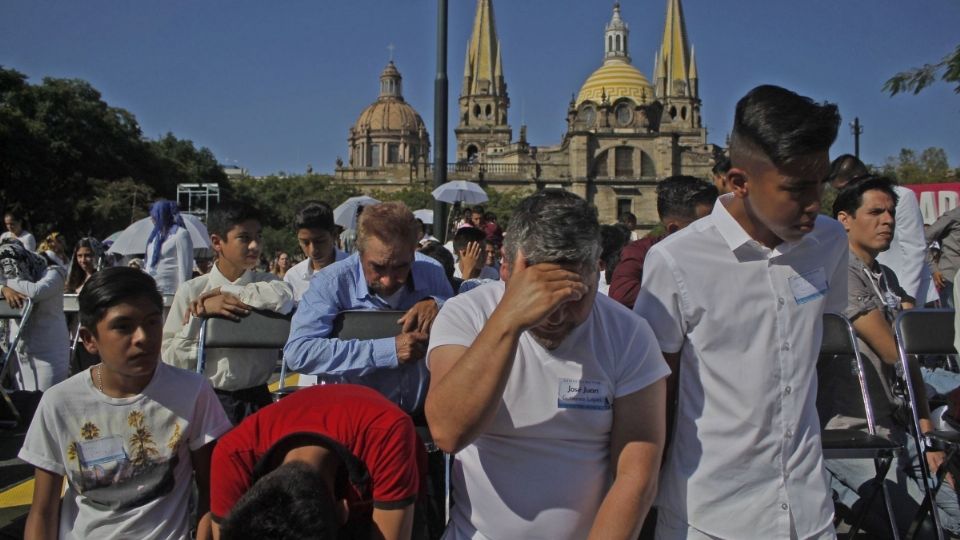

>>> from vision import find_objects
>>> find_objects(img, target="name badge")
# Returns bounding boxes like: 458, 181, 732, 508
789, 267, 828, 305
558, 378, 611, 410
77, 436, 127, 468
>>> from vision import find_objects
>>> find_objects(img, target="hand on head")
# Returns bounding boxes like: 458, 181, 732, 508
498, 253, 588, 332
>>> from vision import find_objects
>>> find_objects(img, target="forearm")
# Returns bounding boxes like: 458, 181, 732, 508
371, 506, 414, 540
425, 311, 522, 452
284, 335, 396, 375
587, 470, 658, 540
24, 511, 58, 540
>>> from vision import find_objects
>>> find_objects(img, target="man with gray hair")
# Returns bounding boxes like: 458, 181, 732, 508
425, 189, 668, 540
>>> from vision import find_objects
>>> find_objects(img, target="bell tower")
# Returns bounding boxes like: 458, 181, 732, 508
455, 0, 512, 163
654, 0, 701, 131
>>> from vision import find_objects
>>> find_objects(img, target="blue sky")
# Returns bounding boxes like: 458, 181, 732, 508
2, 0, 958, 177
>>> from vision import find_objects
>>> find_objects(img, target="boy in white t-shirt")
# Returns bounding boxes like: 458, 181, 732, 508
19, 267, 232, 540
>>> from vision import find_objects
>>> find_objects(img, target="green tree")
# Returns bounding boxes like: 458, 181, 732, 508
881, 147, 952, 184
884, 45, 960, 96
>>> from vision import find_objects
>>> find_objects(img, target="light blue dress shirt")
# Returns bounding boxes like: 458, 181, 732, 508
284, 251, 453, 413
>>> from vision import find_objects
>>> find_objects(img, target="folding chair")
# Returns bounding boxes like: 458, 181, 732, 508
0, 298, 34, 429
819, 312, 902, 539
195, 310, 292, 381
895, 309, 960, 540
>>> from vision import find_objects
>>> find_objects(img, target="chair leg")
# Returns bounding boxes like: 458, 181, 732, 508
848, 454, 896, 539
907, 430, 947, 540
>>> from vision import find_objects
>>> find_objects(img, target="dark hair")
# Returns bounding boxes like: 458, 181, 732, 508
66, 237, 107, 293
618, 212, 637, 224
219, 462, 340, 540
207, 202, 262, 239
730, 85, 840, 168
711, 155, 731, 176
484, 211, 497, 222
294, 201, 336, 233
453, 227, 486, 254
418, 241, 456, 281
504, 189, 600, 267
599, 224, 629, 284
827, 154, 869, 187
832, 175, 899, 219
656, 175, 719, 221
78, 267, 163, 334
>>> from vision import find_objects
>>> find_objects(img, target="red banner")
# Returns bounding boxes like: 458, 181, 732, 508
903, 183, 960, 224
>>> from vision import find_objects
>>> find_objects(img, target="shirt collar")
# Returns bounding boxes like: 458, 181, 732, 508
712, 194, 818, 259
351, 251, 423, 303
209, 262, 253, 287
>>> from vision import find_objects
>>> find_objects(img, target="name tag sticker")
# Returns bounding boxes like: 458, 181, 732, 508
789, 267, 828, 305
77, 436, 126, 468
558, 378, 611, 410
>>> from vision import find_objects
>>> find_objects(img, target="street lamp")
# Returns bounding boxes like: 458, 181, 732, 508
849, 117, 863, 159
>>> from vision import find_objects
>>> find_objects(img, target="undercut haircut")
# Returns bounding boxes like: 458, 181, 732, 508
78, 267, 163, 335
656, 175, 719, 221
827, 154, 869, 187
504, 189, 600, 269
600, 224, 629, 284
729, 85, 840, 168
712, 155, 731, 176
356, 201, 419, 252
832, 175, 899, 219
418, 240, 456, 281
294, 201, 336, 233
219, 461, 341, 540
207, 202, 262, 239
453, 227, 487, 254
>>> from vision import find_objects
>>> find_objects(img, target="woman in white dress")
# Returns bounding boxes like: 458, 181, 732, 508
0, 239, 69, 391
144, 200, 193, 295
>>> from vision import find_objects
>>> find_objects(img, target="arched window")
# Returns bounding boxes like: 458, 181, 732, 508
608, 36, 613, 53
485, 104, 492, 119
616, 34, 621, 52
474, 104, 481, 118
615, 146, 634, 177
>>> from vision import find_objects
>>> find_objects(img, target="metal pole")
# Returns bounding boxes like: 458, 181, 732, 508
433, 0, 449, 244
850, 117, 863, 159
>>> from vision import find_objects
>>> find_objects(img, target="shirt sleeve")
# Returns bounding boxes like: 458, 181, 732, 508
633, 246, 686, 354
161, 282, 202, 371
613, 315, 670, 398
369, 414, 420, 508
843, 263, 881, 322
892, 190, 928, 299
18, 391, 68, 476
426, 292, 485, 366
608, 240, 646, 309
4, 267, 64, 301
175, 229, 193, 288
187, 379, 233, 451
283, 272, 399, 375
223, 275, 295, 315
825, 239, 849, 316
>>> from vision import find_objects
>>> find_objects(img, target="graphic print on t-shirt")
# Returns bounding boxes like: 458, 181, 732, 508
65, 410, 181, 511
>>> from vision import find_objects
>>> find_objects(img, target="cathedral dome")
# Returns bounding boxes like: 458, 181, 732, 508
576, 58, 654, 107
353, 61, 427, 135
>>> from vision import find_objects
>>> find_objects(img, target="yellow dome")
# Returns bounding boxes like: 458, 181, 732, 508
354, 98, 426, 134
576, 59, 653, 107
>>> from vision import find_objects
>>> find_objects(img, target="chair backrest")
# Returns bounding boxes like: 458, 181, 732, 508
0, 298, 34, 378
895, 309, 956, 356
62, 294, 80, 314
196, 310, 292, 374
331, 310, 404, 340
0, 300, 31, 320
819, 312, 878, 433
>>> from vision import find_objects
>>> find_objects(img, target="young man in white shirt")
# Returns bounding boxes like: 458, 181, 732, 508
427, 190, 668, 540
635, 84, 846, 539
162, 202, 294, 424
284, 201, 349, 302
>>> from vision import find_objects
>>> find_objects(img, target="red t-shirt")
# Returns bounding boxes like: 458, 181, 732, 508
210, 384, 422, 522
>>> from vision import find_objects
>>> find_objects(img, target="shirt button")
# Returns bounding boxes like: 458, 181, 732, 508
782, 342, 790, 351
778, 297, 785, 306
784, 386, 792, 394
785, 430, 793, 439
781, 503, 789, 511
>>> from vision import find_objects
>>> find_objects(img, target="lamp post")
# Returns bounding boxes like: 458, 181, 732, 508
850, 117, 863, 159
433, 0, 449, 243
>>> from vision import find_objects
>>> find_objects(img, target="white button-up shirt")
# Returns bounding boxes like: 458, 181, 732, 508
635, 195, 848, 539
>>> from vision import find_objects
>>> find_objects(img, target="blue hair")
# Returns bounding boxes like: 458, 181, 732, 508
146, 200, 185, 270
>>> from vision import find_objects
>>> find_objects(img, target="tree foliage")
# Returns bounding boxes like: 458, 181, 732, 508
879, 147, 953, 184
884, 45, 960, 96
0, 66, 226, 247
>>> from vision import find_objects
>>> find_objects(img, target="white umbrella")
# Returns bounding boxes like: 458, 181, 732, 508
107, 213, 211, 255
334, 196, 380, 230
413, 209, 434, 225
432, 180, 488, 205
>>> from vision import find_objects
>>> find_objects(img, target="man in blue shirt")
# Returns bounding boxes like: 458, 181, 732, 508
284, 202, 454, 414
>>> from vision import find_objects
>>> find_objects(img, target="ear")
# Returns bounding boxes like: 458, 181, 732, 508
836, 210, 853, 231
666, 222, 681, 235
209, 234, 223, 254
79, 327, 100, 356
727, 167, 748, 198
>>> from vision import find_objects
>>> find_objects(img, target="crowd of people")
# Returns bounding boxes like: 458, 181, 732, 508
3, 83, 960, 539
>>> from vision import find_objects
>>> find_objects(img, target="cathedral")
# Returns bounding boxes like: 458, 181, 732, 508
335, 0, 720, 227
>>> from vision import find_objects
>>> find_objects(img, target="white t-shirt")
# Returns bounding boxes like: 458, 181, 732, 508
283, 249, 349, 301
19, 362, 232, 540
1, 230, 37, 251
427, 281, 669, 540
